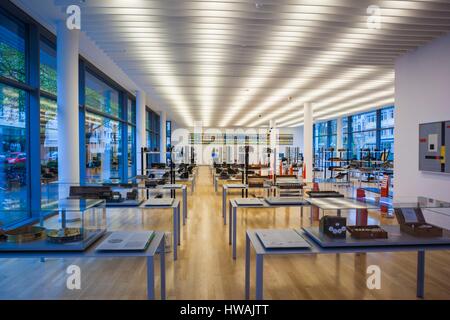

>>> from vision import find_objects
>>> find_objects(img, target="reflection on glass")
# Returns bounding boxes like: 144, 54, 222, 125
40, 97, 59, 206
352, 111, 377, 132
0, 11, 26, 83
127, 99, 135, 124
40, 39, 57, 95
85, 112, 122, 182
85, 71, 120, 117
351, 130, 377, 158
0, 84, 28, 224
127, 125, 136, 178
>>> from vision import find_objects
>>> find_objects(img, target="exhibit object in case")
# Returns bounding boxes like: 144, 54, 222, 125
395, 207, 443, 237
256, 229, 311, 249
235, 198, 265, 206
96, 231, 155, 251
0, 199, 106, 251
319, 215, 347, 238
346, 225, 388, 239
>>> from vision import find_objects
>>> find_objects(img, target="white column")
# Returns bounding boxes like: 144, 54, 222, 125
57, 21, 79, 197
303, 102, 313, 182
136, 91, 146, 175
160, 111, 167, 164
336, 117, 343, 150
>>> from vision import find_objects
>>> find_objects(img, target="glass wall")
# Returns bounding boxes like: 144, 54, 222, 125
0, 84, 27, 215
166, 121, 171, 164
342, 106, 395, 160
313, 120, 337, 155
350, 110, 377, 157
0, 10, 28, 225
0, 11, 26, 83
314, 106, 395, 161
39, 38, 58, 206
146, 108, 160, 165
380, 106, 395, 160
126, 98, 136, 178
85, 71, 120, 118
0, 3, 153, 226
39, 39, 57, 96
85, 112, 122, 181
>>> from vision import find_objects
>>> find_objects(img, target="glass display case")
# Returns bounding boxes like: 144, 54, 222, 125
303, 196, 450, 246
0, 199, 106, 251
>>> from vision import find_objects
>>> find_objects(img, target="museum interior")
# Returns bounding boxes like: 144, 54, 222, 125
0, 0, 450, 301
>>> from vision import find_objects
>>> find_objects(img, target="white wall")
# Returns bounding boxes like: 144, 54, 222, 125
395, 32, 450, 201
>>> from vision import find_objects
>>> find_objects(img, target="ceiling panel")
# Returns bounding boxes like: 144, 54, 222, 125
52, 0, 450, 127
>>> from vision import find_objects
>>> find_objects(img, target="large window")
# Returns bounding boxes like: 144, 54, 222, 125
85, 71, 120, 118
166, 121, 172, 164
84, 70, 125, 182
146, 108, 160, 165
380, 106, 395, 160
0, 4, 140, 228
313, 120, 337, 156
40, 39, 57, 96
85, 112, 122, 182
349, 110, 377, 157
0, 11, 26, 83
0, 9, 28, 226
341, 106, 395, 160
0, 84, 27, 218
39, 38, 58, 206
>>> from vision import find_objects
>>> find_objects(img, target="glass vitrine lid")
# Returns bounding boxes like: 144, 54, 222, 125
41, 198, 104, 212
370, 196, 450, 209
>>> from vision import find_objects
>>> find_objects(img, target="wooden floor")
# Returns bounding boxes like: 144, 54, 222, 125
1, 166, 449, 300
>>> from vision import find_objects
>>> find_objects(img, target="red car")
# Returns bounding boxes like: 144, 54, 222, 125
6, 152, 26, 165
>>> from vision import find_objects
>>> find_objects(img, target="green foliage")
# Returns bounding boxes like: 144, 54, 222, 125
0, 43, 26, 83
40, 63, 57, 95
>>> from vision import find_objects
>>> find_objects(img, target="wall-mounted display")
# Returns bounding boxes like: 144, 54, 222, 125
419, 120, 450, 173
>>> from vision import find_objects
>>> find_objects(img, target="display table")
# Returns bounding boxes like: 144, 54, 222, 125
156, 184, 188, 224
0, 231, 166, 300
176, 176, 196, 193
222, 184, 272, 225
139, 199, 181, 260
229, 198, 309, 259
245, 227, 450, 300
214, 175, 243, 192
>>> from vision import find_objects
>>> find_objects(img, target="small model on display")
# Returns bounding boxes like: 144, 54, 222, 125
319, 216, 347, 238
394, 207, 443, 237
46, 227, 83, 243
306, 190, 345, 198
0, 226, 46, 243
346, 225, 388, 239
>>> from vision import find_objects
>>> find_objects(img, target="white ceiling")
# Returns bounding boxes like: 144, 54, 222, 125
50, 0, 450, 127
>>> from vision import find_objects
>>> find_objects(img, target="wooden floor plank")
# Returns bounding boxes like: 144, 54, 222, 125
0, 166, 449, 299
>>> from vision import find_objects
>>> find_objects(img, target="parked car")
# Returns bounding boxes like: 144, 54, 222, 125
6, 152, 26, 165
